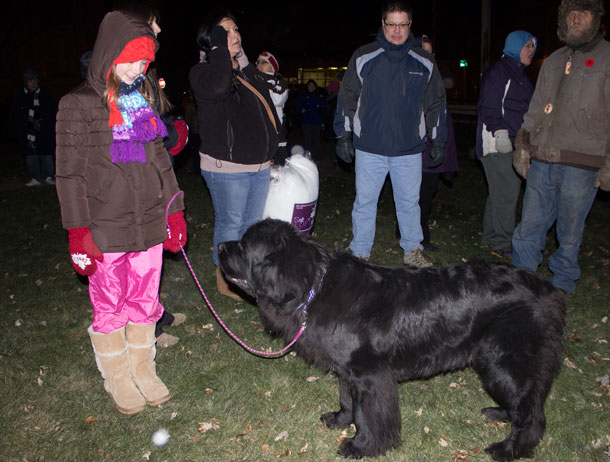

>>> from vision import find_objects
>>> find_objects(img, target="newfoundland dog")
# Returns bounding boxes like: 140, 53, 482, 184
218, 219, 566, 461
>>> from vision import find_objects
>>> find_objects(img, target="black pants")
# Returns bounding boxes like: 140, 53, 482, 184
155, 311, 175, 338
419, 172, 440, 246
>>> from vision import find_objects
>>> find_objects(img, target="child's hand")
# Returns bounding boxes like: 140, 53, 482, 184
164, 211, 187, 253
68, 227, 103, 276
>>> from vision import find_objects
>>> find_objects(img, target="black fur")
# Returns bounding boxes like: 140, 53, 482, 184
218, 219, 566, 460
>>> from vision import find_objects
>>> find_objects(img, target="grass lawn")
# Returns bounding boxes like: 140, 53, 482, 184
0, 130, 608, 461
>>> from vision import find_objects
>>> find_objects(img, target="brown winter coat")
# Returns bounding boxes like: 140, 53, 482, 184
56, 11, 183, 253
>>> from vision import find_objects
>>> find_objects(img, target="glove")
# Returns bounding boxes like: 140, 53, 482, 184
68, 227, 103, 276
336, 132, 354, 163
429, 140, 445, 168
513, 128, 532, 179
494, 129, 513, 153
168, 120, 189, 156
164, 211, 187, 253
594, 154, 610, 191
236, 48, 249, 69
210, 25, 228, 48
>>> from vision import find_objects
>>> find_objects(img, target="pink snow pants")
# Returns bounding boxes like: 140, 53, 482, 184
88, 243, 164, 333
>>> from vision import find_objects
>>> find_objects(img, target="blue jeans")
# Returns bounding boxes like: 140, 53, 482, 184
202, 168, 270, 266
512, 160, 598, 293
350, 150, 423, 258
26, 155, 54, 181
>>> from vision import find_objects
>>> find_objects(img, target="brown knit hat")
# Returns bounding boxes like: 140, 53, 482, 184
557, 0, 605, 44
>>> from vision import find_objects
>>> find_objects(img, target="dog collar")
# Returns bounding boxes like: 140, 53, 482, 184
296, 269, 326, 316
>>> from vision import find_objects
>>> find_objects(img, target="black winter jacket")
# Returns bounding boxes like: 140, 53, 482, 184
189, 48, 282, 164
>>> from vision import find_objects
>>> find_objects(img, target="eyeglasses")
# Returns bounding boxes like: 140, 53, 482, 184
383, 20, 411, 29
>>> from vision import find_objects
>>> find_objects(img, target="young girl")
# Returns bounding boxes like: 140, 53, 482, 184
55, 10, 186, 415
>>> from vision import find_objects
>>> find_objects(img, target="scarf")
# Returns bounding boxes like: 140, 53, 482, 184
26, 88, 41, 153
110, 75, 167, 164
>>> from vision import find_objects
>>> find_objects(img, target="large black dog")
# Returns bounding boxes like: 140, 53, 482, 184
218, 219, 566, 461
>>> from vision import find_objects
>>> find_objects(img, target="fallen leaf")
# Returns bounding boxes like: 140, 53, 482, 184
451, 449, 469, 460
142, 451, 151, 461
262, 444, 270, 453
424, 426, 430, 434
564, 357, 578, 369
415, 407, 423, 417
298, 443, 309, 454
201, 323, 214, 330
274, 431, 289, 441
171, 411, 178, 420
205, 388, 214, 395
439, 436, 449, 447
198, 420, 220, 433
306, 376, 319, 382
15, 319, 22, 327
85, 416, 98, 425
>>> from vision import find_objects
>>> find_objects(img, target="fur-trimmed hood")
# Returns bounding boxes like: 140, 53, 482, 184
557, 0, 605, 45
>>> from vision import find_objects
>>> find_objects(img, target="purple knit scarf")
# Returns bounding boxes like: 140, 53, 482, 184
111, 77, 167, 164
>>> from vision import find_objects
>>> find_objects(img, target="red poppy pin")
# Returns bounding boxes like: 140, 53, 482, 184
586, 59, 595, 67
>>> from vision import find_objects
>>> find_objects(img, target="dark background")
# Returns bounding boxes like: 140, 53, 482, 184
1, 0, 606, 122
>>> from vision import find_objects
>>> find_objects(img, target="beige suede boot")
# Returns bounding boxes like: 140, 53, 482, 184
216, 266, 245, 301
125, 322, 170, 406
88, 325, 146, 415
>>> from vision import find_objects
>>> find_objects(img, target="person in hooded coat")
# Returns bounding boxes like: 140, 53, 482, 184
55, 10, 186, 415
476, 30, 537, 259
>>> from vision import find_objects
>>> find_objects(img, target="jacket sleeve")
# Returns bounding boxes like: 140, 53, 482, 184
423, 63, 447, 143
188, 47, 234, 102
521, 61, 548, 135
55, 93, 92, 229
478, 63, 509, 134
337, 50, 362, 133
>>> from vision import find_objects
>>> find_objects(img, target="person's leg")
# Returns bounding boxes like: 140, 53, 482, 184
389, 153, 424, 255
123, 244, 164, 325
302, 124, 314, 155
512, 161, 559, 272
481, 152, 522, 253
40, 154, 55, 180
202, 170, 257, 266
549, 165, 597, 293
419, 172, 439, 248
89, 252, 129, 333
349, 150, 389, 258
25, 155, 42, 184
239, 168, 271, 237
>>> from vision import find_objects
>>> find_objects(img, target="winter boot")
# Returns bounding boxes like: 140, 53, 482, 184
88, 325, 146, 415
125, 322, 171, 406
216, 266, 245, 301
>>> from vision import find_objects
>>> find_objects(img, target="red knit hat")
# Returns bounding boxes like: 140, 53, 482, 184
108, 37, 156, 126
257, 51, 279, 73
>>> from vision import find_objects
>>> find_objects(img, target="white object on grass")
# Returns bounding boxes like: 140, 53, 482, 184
151, 428, 170, 447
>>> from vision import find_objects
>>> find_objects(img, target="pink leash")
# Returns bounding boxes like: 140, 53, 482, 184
166, 190, 306, 357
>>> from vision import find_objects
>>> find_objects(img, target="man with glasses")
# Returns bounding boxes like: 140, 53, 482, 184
512, 0, 610, 294
336, 1, 447, 267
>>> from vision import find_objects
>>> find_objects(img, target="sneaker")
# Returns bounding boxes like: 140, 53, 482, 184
403, 248, 433, 268
157, 332, 179, 347
170, 313, 187, 327
44, 176, 56, 185
25, 178, 41, 187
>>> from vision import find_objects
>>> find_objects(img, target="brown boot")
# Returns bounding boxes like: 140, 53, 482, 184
216, 266, 244, 301
125, 323, 171, 406
88, 325, 146, 415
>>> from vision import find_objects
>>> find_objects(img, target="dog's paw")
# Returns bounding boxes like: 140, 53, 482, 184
338, 438, 366, 459
485, 440, 522, 462
481, 406, 510, 422
321, 411, 353, 429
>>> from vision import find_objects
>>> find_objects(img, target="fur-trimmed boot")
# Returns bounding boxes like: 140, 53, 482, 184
125, 322, 171, 406
88, 325, 146, 415
216, 266, 244, 301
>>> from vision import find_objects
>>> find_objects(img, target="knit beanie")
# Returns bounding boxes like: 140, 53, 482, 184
557, 0, 604, 44
503, 31, 537, 61
257, 51, 279, 73
108, 36, 156, 127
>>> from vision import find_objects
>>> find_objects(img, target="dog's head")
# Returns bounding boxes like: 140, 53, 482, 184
218, 219, 328, 307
